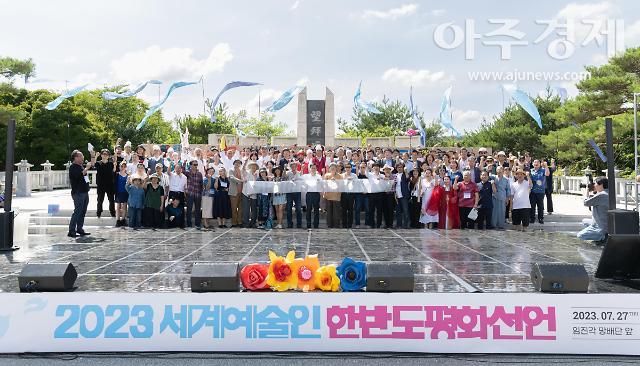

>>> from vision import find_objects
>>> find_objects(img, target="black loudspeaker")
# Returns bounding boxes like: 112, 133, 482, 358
608, 210, 639, 235
595, 234, 640, 279
366, 262, 414, 292
191, 263, 239, 292
18, 263, 77, 292
530, 263, 589, 293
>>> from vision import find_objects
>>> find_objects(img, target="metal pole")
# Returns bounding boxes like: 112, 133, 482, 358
605, 117, 616, 210
4, 119, 15, 213
0, 118, 18, 250
634, 93, 638, 176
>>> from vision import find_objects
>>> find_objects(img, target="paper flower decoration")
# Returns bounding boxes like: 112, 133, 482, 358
336, 257, 367, 292
240, 263, 270, 291
292, 255, 320, 292
315, 265, 340, 292
266, 250, 298, 291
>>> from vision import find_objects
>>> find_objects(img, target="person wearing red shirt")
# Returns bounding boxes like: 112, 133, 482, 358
456, 170, 479, 229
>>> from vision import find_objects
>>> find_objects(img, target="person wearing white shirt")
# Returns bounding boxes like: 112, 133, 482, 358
509, 169, 532, 231
303, 164, 323, 229
366, 164, 385, 228
221, 148, 240, 173
241, 161, 259, 228
285, 161, 303, 228
167, 163, 188, 208
340, 163, 358, 228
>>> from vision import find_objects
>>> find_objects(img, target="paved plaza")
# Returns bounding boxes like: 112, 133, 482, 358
1, 224, 638, 294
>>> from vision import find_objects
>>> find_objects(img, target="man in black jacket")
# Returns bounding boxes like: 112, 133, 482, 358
68, 149, 96, 238
94, 149, 115, 218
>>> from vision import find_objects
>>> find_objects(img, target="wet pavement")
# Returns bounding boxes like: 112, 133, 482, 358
1, 227, 638, 293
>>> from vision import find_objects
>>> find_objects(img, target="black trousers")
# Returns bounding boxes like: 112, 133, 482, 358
143, 207, 164, 228
410, 196, 421, 228
306, 192, 320, 229
367, 192, 384, 228
476, 206, 492, 230
459, 207, 475, 229
545, 189, 554, 213
382, 193, 396, 228
529, 192, 545, 223
96, 185, 115, 216
340, 193, 355, 228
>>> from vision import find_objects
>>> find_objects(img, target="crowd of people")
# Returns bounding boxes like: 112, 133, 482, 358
67, 139, 562, 237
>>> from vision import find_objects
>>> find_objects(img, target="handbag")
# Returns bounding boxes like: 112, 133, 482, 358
467, 207, 478, 220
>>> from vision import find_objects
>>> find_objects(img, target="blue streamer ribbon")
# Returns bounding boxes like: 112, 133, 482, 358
102, 80, 162, 100
45, 84, 88, 110
136, 79, 201, 130
265, 85, 304, 112
439, 86, 461, 137
209, 81, 262, 122
502, 84, 543, 129
354, 81, 382, 114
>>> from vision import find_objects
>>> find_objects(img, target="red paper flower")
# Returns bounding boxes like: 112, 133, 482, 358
240, 263, 270, 291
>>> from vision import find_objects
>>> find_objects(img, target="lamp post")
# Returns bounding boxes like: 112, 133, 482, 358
634, 93, 639, 176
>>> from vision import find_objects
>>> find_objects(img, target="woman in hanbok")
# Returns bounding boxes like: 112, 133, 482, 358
419, 168, 439, 228
437, 175, 460, 229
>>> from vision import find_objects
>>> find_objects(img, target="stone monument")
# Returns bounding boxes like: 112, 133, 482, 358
296, 87, 335, 147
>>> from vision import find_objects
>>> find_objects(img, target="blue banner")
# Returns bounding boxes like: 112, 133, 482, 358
210, 81, 262, 122
439, 86, 461, 137
45, 84, 88, 110
502, 84, 543, 129
265, 85, 304, 112
137, 79, 200, 130
102, 80, 162, 100
354, 81, 382, 114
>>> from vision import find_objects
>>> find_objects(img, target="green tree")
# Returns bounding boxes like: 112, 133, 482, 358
338, 97, 446, 146
0, 57, 35, 83
235, 111, 290, 140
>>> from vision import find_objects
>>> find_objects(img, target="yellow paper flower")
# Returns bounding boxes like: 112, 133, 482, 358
315, 265, 340, 292
292, 255, 320, 292
266, 250, 298, 291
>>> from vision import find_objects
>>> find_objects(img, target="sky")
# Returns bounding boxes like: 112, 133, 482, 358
1, 0, 640, 135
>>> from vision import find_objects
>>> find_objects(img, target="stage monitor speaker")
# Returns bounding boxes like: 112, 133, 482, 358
595, 234, 640, 279
608, 210, 639, 235
18, 263, 77, 292
191, 263, 239, 292
366, 262, 414, 292
530, 263, 589, 293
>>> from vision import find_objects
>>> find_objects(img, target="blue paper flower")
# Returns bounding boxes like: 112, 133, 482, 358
336, 257, 367, 292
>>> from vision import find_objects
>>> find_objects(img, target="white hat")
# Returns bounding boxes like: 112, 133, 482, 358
315, 144, 323, 151
124, 141, 132, 148
497, 151, 506, 156
382, 164, 393, 171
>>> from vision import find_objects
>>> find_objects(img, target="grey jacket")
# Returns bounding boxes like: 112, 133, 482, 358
584, 190, 609, 232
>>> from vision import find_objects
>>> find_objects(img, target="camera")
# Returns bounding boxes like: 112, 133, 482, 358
579, 182, 595, 191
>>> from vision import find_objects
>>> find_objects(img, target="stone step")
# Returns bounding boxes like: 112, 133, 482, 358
30, 216, 116, 226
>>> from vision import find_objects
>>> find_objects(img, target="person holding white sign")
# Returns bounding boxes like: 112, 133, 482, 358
304, 164, 322, 229
213, 167, 232, 228
456, 170, 479, 230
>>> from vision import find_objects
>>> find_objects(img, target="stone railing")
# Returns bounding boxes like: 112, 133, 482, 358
553, 172, 639, 208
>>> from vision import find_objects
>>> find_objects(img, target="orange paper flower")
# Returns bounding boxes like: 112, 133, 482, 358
292, 255, 320, 292
315, 265, 340, 292
266, 250, 298, 291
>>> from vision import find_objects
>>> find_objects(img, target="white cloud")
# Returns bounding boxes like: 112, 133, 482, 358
430, 9, 446, 17
61, 56, 77, 64
110, 43, 233, 82
556, 1, 617, 20
554, 2, 619, 39
626, 20, 640, 46
290, 0, 300, 11
382, 68, 448, 87
451, 108, 486, 132
362, 4, 418, 20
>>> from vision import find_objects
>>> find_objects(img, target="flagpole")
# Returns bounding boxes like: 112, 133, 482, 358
201, 77, 206, 116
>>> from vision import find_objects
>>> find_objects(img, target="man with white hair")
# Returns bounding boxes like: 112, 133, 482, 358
148, 145, 165, 173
